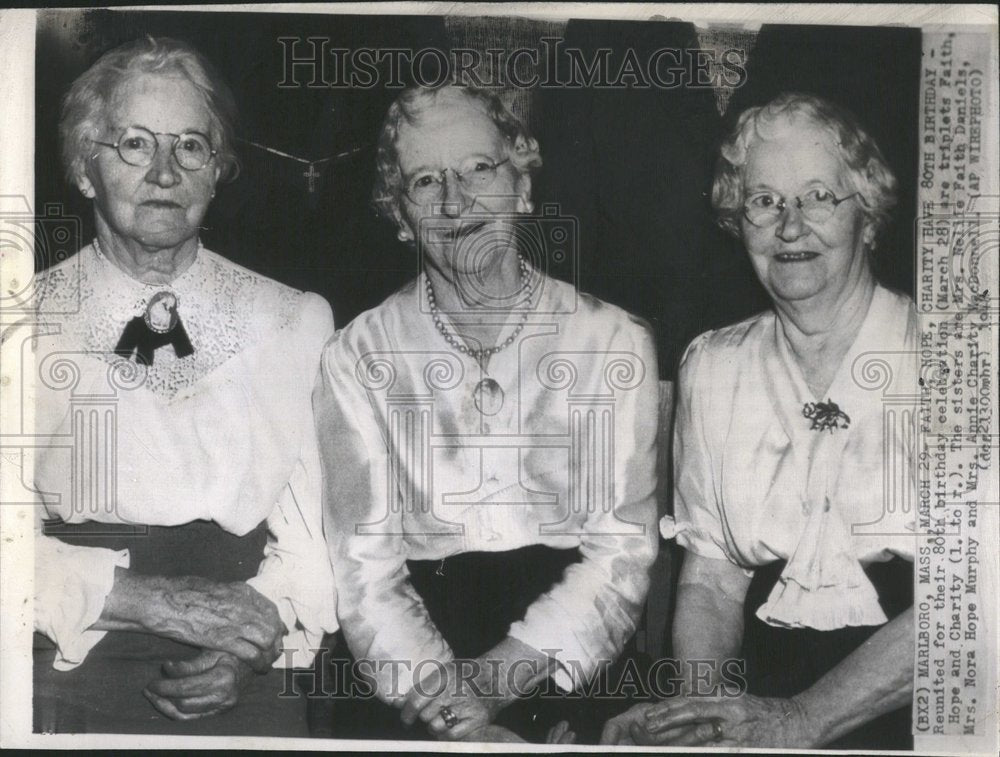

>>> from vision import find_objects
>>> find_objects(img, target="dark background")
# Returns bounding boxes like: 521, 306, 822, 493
35, 10, 921, 380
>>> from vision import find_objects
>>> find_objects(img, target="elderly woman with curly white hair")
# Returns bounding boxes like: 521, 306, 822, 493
313, 84, 660, 743
17, 36, 337, 735
600, 92, 918, 749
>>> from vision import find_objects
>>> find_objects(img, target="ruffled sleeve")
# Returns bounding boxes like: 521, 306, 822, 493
34, 521, 130, 670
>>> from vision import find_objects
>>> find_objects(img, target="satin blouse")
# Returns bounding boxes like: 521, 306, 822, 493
315, 272, 659, 701
663, 285, 919, 630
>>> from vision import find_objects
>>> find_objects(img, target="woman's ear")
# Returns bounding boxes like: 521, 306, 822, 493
395, 212, 415, 243
74, 167, 96, 199
862, 217, 877, 249
512, 134, 539, 161
515, 173, 534, 214
510, 134, 540, 214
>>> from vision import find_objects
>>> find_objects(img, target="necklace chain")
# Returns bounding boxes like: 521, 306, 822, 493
425, 257, 533, 364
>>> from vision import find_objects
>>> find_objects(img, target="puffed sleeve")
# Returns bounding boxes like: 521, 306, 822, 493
507, 317, 660, 691
314, 327, 453, 703
246, 293, 340, 668
661, 332, 733, 561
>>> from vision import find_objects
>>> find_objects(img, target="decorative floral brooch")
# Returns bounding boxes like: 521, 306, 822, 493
802, 399, 851, 433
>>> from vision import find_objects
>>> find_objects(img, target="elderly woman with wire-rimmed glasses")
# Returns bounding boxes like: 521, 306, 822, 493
19, 36, 337, 735
599, 92, 918, 749
313, 84, 660, 743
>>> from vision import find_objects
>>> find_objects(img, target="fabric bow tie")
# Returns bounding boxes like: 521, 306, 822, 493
114, 292, 195, 366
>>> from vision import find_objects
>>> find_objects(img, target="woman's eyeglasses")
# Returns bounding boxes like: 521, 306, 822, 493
403, 157, 510, 205
743, 187, 862, 228
92, 125, 217, 171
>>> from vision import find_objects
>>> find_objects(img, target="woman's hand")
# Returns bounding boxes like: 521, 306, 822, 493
599, 701, 664, 745
399, 637, 554, 740
150, 578, 285, 671
633, 694, 813, 748
99, 571, 286, 672
143, 649, 254, 721
400, 636, 556, 740
546, 720, 577, 744
400, 659, 502, 740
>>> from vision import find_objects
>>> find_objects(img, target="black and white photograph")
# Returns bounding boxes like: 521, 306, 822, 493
0, 3, 997, 752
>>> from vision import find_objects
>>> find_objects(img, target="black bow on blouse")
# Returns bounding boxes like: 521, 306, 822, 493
114, 316, 194, 366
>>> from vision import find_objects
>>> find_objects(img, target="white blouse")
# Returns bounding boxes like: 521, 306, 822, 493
663, 285, 918, 630
9, 243, 338, 670
315, 272, 660, 701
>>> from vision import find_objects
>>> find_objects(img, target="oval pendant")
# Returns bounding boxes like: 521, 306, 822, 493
473, 378, 504, 416
144, 290, 180, 334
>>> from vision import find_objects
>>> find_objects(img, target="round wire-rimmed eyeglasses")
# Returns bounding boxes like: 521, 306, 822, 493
402, 157, 511, 205
92, 125, 217, 171
743, 187, 862, 227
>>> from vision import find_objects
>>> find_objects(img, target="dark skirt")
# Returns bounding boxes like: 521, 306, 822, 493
34, 519, 308, 737
310, 544, 646, 743
740, 556, 914, 750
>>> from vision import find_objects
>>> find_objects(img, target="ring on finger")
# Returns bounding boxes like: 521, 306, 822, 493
711, 719, 724, 741
440, 705, 458, 729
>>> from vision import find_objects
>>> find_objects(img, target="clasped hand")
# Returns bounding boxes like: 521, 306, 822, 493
148, 577, 286, 673
139, 577, 285, 721
98, 572, 287, 720
145, 649, 255, 720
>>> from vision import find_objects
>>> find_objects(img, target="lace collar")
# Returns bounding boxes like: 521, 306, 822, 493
35, 242, 301, 400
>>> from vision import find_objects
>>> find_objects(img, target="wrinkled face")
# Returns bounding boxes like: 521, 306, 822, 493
394, 91, 530, 283
78, 73, 220, 251
739, 118, 874, 306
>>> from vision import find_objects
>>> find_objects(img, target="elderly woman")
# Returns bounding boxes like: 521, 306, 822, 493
601, 92, 917, 748
18, 37, 337, 735
313, 84, 659, 742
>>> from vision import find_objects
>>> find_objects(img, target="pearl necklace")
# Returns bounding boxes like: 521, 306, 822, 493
424, 256, 533, 365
